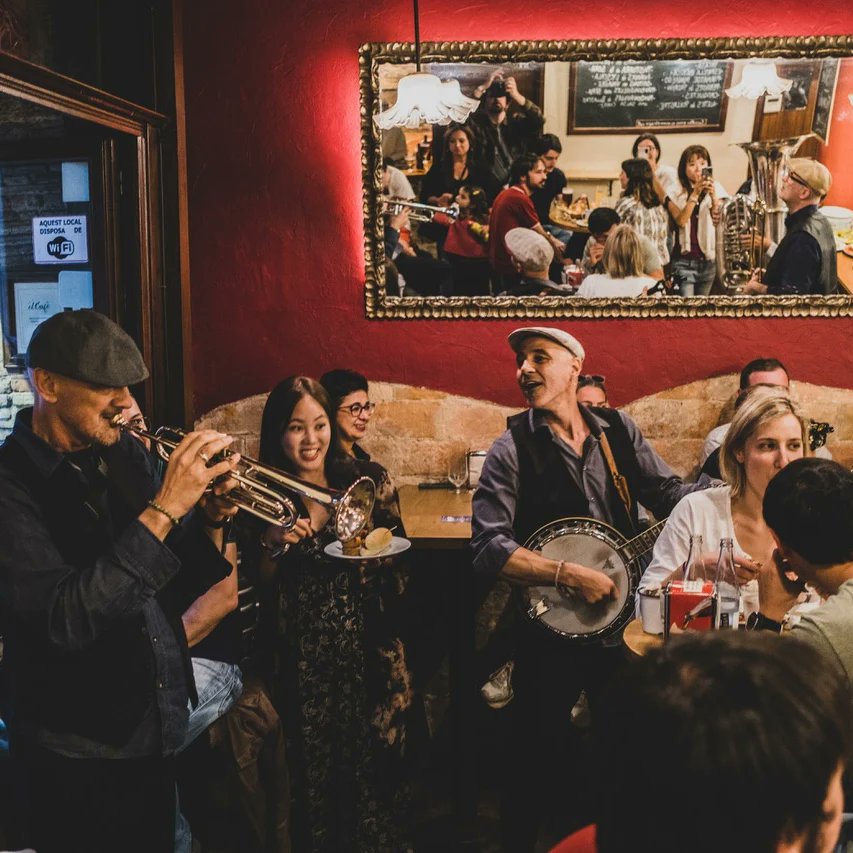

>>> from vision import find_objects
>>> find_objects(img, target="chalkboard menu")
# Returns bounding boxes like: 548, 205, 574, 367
812, 58, 839, 144
569, 59, 732, 134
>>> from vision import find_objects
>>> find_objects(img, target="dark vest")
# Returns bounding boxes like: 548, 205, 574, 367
508, 407, 641, 547
0, 434, 172, 745
764, 207, 837, 295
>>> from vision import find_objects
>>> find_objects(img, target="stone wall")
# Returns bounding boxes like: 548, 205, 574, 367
196, 377, 853, 482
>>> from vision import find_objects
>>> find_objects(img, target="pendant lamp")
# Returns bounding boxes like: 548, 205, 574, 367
374, 0, 479, 130
725, 59, 794, 99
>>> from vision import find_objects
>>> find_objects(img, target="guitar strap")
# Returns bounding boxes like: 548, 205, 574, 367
598, 430, 632, 519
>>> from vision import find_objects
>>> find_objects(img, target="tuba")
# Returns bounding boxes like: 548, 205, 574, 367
715, 135, 814, 292
112, 416, 376, 541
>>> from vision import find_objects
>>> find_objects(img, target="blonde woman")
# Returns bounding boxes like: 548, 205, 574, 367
575, 224, 657, 297
639, 387, 809, 614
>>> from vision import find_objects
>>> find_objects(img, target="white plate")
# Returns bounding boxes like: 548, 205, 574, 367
324, 536, 411, 561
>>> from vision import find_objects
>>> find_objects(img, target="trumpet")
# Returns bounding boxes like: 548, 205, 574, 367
112, 416, 376, 541
381, 197, 460, 222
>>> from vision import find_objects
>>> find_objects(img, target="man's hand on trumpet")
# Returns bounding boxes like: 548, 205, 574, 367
142, 430, 241, 540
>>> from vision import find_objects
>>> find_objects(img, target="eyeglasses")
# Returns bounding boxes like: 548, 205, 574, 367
338, 402, 376, 418
782, 169, 814, 193
578, 374, 606, 388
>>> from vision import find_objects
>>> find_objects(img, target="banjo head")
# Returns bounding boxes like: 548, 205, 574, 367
524, 518, 638, 642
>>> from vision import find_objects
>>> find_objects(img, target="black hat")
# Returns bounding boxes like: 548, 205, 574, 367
26, 309, 149, 387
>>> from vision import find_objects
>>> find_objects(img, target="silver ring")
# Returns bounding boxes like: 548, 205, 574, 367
198, 450, 210, 463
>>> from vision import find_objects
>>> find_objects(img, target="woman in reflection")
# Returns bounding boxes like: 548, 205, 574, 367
615, 158, 670, 267
664, 144, 729, 296
574, 225, 657, 298
639, 387, 809, 616
255, 376, 412, 852
632, 132, 680, 198
419, 124, 494, 255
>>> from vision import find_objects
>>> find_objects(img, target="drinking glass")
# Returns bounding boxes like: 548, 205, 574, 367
447, 453, 468, 493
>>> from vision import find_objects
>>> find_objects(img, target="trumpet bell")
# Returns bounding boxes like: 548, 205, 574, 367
335, 476, 376, 541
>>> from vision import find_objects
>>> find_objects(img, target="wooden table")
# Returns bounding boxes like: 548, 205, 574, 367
398, 485, 478, 840
837, 249, 853, 294
623, 618, 664, 657
399, 484, 472, 548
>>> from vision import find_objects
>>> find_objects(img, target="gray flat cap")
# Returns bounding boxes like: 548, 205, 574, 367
507, 327, 586, 360
27, 309, 149, 386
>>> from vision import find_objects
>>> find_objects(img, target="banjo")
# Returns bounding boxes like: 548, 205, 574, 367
522, 516, 666, 643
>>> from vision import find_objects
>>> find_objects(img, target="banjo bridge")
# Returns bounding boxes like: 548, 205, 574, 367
528, 597, 552, 619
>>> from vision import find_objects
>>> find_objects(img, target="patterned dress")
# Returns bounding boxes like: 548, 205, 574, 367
271, 458, 412, 852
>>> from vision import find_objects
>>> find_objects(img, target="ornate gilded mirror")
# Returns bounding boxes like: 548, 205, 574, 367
359, 36, 853, 319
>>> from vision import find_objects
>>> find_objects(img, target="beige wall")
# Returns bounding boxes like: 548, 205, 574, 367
197, 377, 852, 485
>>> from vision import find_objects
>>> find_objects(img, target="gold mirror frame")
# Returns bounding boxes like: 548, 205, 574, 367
359, 35, 853, 319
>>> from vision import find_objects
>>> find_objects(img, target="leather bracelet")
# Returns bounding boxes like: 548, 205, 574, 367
554, 559, 566, 589
147, 500, 181, 528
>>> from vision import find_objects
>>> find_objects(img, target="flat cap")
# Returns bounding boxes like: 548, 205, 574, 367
27, 309, 149, 387
508, 327, 585, 360
504, 227, 554, 271
788, 158, 831, 198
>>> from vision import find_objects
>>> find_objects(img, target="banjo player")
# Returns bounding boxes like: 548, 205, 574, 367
470, 326, 710, 852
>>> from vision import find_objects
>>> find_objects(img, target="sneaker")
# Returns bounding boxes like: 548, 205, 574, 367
480, 660, 515, 709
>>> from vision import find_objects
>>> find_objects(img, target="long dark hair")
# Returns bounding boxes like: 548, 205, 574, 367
259, 375, 341, 476
677, 144, 713, 194
621, 157, 660, 209
439, 123, 475, 179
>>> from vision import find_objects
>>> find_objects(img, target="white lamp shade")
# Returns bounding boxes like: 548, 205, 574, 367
725, 60, 794, 99
374, 73, 479, 129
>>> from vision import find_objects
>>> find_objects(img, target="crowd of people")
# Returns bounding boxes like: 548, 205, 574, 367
0, 309, 850, 852
382, 72, 839, 299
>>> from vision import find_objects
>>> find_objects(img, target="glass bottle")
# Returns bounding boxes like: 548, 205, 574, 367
714, 537, 741, 630
682, 534, 705, 584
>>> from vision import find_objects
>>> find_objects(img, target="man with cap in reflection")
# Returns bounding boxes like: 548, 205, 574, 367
471, 327, 708, 851
743, 157, 837, 295
499, 227, 569, 296
0, 309, 240, 852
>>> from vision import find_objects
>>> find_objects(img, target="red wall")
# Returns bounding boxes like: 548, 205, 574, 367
181, 0, 853, 418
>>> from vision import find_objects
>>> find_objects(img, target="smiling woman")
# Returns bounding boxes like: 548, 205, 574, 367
361, 36, 853, 319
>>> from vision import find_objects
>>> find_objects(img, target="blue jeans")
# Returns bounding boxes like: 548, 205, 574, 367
672, 256, 716, 297
174, 659, 243, 853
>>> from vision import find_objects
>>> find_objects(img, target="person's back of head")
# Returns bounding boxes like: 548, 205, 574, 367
602, 224, 644, 279
763, 458, 853, 567
587, 207, 620, 239
594, 632, 850, 853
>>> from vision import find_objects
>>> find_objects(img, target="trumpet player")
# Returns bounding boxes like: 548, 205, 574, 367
743, 158, 837, 296
0, 309, 241, 852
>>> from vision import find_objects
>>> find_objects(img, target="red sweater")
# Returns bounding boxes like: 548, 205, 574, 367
488, 186, 539, 274
549, 824, 597, 853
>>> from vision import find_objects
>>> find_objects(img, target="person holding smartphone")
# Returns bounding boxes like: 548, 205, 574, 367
663, 144, 729, 296
632, 132, 680, 199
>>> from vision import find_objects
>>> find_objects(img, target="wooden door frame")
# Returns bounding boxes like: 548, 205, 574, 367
0, 48, 191, 425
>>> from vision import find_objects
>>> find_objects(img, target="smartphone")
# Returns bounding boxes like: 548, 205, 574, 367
702, 166, 713, 179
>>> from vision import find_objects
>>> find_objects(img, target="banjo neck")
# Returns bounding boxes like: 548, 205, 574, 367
616, 517, 667, 563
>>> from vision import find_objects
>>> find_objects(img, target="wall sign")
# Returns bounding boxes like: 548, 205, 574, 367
32, 215, 89, 264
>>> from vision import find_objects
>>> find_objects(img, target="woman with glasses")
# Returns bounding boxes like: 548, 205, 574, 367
320, 369, 376, 460
253, 376, 411, 852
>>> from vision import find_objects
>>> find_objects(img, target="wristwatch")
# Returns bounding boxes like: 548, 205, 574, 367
746, 611, 783, 633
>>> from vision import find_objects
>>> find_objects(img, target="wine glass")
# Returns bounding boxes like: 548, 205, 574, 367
447, 453, 468, 493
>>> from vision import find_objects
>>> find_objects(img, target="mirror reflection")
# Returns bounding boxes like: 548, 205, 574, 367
375, 55, 853, 303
